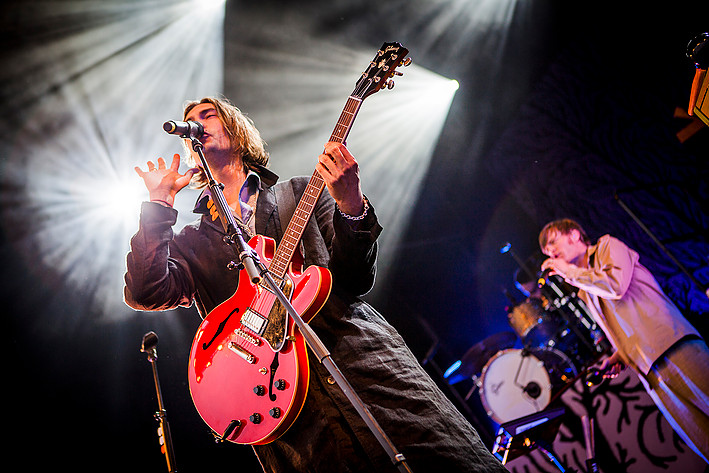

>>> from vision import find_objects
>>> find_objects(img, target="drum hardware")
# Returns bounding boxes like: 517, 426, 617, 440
463, 374, 481, 402
538, 274, 609, 359
491, 406, 568, 471
514, 349, 541, 398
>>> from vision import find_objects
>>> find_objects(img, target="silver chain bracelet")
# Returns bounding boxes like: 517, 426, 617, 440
338, 197, 369, 221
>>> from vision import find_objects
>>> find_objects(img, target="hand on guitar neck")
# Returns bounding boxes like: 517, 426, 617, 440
317, 142, 365, 217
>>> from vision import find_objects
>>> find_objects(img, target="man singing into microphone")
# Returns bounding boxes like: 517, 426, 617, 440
124, 97, 507, 472
539, 218, 709, 463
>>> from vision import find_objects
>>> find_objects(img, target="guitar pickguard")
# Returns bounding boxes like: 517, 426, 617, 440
260, 277, 293, 351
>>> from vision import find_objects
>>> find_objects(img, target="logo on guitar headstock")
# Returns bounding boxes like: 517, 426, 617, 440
355, 42, 411, 99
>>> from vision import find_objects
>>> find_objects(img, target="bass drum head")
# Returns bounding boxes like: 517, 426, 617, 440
479, 348, 573, 424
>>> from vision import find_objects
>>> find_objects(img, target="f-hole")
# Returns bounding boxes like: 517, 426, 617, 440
203, 307, 239, 350
268, 352, 280, 401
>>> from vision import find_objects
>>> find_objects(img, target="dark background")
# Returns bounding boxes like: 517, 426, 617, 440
3, 0, 708, 471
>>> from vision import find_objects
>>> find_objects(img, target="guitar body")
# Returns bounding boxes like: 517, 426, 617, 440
188, 235, 332, 445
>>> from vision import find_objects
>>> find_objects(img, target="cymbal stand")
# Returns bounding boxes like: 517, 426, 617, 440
188, 137, 413, 473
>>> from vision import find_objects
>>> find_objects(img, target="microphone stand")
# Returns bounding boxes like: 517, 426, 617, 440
188, 138, 413, 473
141, 331, 177, 473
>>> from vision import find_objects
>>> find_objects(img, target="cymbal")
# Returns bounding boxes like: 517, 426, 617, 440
445, 331, 518, 384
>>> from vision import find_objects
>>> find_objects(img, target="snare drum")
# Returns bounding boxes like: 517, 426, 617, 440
479, 348, 576, 424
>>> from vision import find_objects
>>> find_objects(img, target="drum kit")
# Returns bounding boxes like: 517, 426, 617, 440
445, 268, 609, 426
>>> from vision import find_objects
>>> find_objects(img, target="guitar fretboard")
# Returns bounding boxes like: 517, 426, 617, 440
268, 96, 363, 278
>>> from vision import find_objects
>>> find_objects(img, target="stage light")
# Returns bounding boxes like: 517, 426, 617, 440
444, 359, 462, 379
94, 174, 146, 227
0, 0, 226, 327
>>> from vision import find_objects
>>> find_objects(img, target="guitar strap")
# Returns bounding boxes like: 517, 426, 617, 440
273, 180, 296, 239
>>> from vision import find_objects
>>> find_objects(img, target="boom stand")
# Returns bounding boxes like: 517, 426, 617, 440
189, 138, 413, 473
141, 331, 177, 473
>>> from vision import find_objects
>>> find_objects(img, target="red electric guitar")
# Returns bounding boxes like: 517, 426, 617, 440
187, 42, 411, 445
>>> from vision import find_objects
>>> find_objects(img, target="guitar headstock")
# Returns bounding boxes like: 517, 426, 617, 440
354, 42, 411, 100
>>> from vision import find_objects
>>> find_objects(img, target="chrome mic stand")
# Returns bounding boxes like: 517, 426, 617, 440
187, 137, 413, 473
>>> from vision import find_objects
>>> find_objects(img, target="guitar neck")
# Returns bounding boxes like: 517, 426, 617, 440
268, 96, 363, 278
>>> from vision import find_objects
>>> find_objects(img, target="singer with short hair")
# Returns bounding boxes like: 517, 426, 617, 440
539, 218, 709, 463
124, 96, 507, 472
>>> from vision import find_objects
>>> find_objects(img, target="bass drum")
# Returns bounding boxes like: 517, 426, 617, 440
479, 348, 577, 424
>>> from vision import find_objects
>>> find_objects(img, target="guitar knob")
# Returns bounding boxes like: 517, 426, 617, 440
253, 385, 266, 396
249, 413, 262, 424
274, 379, 287, 391
269, 407, 281, 418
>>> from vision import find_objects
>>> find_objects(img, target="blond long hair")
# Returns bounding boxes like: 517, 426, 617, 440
183, 97, 269, 188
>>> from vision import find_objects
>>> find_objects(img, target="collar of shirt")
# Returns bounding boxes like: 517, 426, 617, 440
193, 171, 262, 222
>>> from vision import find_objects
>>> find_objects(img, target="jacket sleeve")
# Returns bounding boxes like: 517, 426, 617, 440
564, 235, 637, 300
123, 202, 196, 311
312, 189, 383, 297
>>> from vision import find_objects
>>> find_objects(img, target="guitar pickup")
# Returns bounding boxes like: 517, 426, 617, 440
228, 342, 255, 364
241, 308, 267, 335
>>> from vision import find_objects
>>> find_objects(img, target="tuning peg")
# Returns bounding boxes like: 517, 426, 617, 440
402, 57, 412, 67
385, 80, 395, 90
394, 71, 403, 76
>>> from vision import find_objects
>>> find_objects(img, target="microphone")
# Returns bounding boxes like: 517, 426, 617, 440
537, 268, 552, 287
141, 331, 159, 361
163, 120, 204, 139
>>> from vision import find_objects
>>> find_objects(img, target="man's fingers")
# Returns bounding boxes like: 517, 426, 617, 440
170, 153, 181, 171
315, 160, 331, 179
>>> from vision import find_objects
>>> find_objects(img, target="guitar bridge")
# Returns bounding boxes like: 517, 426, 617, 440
234, 327, 261, 346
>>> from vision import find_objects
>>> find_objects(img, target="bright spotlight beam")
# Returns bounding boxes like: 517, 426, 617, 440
0, 0, 225, 327
349, 64, 460, 284
221, 25, 459, 288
